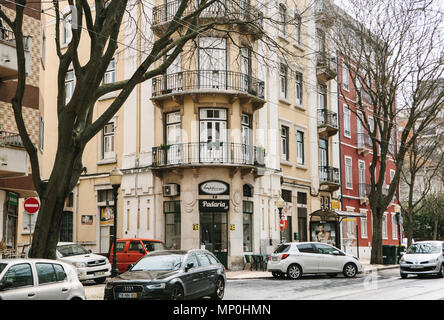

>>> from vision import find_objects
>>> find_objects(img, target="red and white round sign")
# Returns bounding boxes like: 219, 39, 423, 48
24, 198, 40, 214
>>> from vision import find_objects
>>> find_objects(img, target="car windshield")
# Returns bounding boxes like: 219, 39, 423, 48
0, 263, 7, 274
57, 244, 90, 257
407, 243, 442, 254
131, 254, 183, 271
142, 241, 167, 252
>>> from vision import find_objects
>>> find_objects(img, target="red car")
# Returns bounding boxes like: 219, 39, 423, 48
109, 238, 168, 273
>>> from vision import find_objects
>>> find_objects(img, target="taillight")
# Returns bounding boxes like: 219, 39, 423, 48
281, 254, 289, 260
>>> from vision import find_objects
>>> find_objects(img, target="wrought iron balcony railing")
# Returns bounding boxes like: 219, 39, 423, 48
319, 165, 340, 185
0, 131, 24, 148
152, 142, 265, 168
152, 0, 264, 30
152, 70, 265, 100
357, 132, 372, 150
0, 27, 32, 50
318, 109, 338, 129
316, 51, 337, 81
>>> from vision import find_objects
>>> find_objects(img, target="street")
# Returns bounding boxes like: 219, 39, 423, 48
83, 267, 444, 300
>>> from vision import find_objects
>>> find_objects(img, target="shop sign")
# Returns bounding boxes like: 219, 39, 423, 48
199, 180, 229, 195
230, 224, 235, 231
199, 199, 229, 212
8, 192, 18, 207
331, 200, 340, 210
193, 224, 199, 230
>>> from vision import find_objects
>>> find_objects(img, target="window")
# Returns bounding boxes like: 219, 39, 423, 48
2, 263, 33, 288
198, 37, 227, 88
196, 252, 211, 266
392, 214, 398, 240
185, 253, 199, 269
296, 243, 315, 253
36, 263, 57, 284
297, 192, 307, 205
62, 12, 72, 45
382, 213, 388, 239
315, 243, 338, 254
243, 201, 253, 252
358, 161, 366, 197
116, 242, 126, 252
295, 72, 303, 105
103, 59, 116, 84
206, 253, 218, 265
279, 62, 288, 99
296, 130, 304, 165
294, 14, 301, 45
343, 105, 351, 137
164, 200, 181, 249
281, 190, 292, 203
53, 264, 67, 282
65, 70, 74, 104
280, 125, 289, 161
278, 5, 287, 37
345, 156, 353, 189
102, 122, 115, 160
342, 62, 349, 90
316, 29, 325, 53
165, 111, 181, 145
360, 217, 368, 238
318, 83, 327, 109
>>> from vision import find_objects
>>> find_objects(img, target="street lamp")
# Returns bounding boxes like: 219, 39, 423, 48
276, 195, 285, 243
109, 167, 123, 277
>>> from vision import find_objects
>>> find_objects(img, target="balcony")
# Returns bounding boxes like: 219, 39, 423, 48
357, 133, 372, 155
152, 0, 264, 38
359, 183, 370, 204
0, 131, 28, 178
0, 27, 31, 80
314, 0, 334, 28
151, 142, 265, 170
317, 109, 338, 137
151, 70, 265, 108
319, 166, 340, 192
316, 52, 337, 82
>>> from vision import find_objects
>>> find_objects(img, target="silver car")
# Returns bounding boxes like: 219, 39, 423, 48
0, 258, 86, 300
267, 242, 363, 279
399, 241, 444, 279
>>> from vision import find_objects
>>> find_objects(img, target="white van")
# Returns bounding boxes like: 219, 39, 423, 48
56, 242, 111, 284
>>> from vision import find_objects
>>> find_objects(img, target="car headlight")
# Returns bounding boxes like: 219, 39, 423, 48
146, 283, 166, 290
73, 262, 87, 268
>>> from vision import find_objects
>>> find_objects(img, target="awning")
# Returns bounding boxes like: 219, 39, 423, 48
310, 208, 366, 222
0, 174, 37, 198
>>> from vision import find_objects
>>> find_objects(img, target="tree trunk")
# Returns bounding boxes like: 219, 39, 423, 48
370, 209, 383, 264
28, 147, 83, 259
433, 219, 439, 240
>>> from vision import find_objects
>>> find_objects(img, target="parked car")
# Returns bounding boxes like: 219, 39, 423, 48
399, 241, 444, 279
267, 242, 363, 279
104, 249, 226, 300
108, 238, 168, 273
0, 258, 85, 300
56, 242, 111, 284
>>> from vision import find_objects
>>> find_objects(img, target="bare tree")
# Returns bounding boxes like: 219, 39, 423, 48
0, 0, 314, 258
330, 0, 444, 263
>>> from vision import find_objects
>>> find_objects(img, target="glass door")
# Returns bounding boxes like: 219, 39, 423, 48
199, 109, 227, 163
241, 114, 252, 164
200, 212, 228, 267
166, 112, 182, 164
198, 37, 227, 89
319, 138, 329, 182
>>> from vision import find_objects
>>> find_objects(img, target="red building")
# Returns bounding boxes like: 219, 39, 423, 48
337, 55, 402, 260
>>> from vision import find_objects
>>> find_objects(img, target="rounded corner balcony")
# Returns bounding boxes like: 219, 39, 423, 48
152, 1, 264, 39
0, 131, 28, 179
151, 142, 266, 171
319, 166, 340, 192
316, 51, 337, 82
151, 70, 266, 109
317, 109, 338, 137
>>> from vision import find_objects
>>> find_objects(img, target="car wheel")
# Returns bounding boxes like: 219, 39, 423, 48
287, 264, 302, 280
343, 263, 357, 278
170, 284, 184, 300
210, 277, 225, 300
94, 277, 106, 284
400, 273, 408, 279
438, 264, 444, 278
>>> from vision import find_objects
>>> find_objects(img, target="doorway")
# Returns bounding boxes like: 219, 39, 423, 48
199, 211, 228, 267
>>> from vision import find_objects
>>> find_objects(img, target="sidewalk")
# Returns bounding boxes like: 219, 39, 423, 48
226, 258, 399, 280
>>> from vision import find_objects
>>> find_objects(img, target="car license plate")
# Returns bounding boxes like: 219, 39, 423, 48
95, 271, 105, 276
411, 265, 424, 269
118, 292, 138, 299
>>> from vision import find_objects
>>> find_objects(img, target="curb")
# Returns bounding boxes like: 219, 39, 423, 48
226, 265, 400, 280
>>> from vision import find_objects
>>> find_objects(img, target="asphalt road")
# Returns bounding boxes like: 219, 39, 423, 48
83, 267, 444, 300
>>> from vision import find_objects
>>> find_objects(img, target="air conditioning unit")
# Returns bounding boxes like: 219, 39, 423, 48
163, 183, 180, 197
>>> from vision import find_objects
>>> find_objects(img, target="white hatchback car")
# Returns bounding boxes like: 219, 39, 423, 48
0, 258, 85, 300
399, 241, 444, 278
56, 242, 111, 284
267, 242, 363, 279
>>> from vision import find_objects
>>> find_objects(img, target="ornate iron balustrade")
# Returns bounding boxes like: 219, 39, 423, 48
357, 132, 372, 149
152, 0, 264, 29
319, 165, 340, 185
152, 70, 265, 99
152, 142, 266, 167
318, 109, 338, 129
316, 51, 337, 81
0, 27, 32, 50
0, 130, 24, 148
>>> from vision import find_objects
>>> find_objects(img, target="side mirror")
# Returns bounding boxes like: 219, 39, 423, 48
185, 262, 194, 272
88, 249, 92, 253
139, 249, 145, 254
332, 250, 341, 255
129, 264, 135, 270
